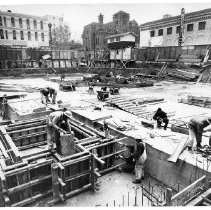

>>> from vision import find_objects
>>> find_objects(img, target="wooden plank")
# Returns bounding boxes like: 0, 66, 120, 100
7, 125, 47, 135
167, 138, 188, 163
171, 176, 206, 205
186, 188, 211, 206
4, 134, 21, 162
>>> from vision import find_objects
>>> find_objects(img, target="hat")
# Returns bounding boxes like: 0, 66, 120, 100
64, 110, 72, 118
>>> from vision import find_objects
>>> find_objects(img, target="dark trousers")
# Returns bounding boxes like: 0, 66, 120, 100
157, 118, 169, 129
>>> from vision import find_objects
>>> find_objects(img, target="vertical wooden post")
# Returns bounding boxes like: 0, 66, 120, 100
165, 188, 172, 206
91, 155, 95, 192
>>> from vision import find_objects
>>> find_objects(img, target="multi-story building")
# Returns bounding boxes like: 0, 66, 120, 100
139, 8, 211, 47
82, 10, 139, 59
0, 10, 49, 48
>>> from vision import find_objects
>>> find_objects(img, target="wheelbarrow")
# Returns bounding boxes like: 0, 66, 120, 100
97, 91, 109, 101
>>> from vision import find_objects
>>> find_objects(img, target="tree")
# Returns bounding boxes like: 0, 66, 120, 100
52, 24, 71, 44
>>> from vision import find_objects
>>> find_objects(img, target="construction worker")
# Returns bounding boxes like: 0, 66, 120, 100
132, 139, 147, 184
47, 87, 57, 104
153, 108, 169, 130
40, 88, 50, 105
122, 145, 135, 173
188, 116, 211, 151
46, 108, 72, 153
2, 94, 7, 120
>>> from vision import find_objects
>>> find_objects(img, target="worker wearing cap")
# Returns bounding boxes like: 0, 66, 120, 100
47, 87, 57, 104
40, 88, 50, 105
153, 108, 169, 130
132, 139, 147, 184
46, 108, 72, 153
188, 116, 211, 151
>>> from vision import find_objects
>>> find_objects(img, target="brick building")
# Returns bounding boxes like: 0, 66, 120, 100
82, 10, 139, 59
0, 10, 49, 48
139, 8, 211, 47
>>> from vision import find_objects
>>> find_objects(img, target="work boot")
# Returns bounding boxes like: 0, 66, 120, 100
196, 143, 202, 148
132, 179, 141, 184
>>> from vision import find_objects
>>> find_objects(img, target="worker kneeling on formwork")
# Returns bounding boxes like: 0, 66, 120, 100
46, 108, 72, 153
132, 139, 147, 184
187, 116, 211, 152
153, 108, 169, 130
40, 88, 50, 105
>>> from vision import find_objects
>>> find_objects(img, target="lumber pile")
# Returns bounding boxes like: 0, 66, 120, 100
178, 54, 202, 63
107, 96, 172, 121
178, 95, 211, 108
168, 69, 199, 81
197, 66, 211, 83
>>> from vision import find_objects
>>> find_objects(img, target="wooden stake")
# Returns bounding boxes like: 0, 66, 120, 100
128, 191, 130, 206
122, 195, 124, 207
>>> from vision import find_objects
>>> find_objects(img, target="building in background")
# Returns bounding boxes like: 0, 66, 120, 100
82, 10, 139, 59
0, 10, 49, 48
106, 32, 137, 60
139, 8, 211, 47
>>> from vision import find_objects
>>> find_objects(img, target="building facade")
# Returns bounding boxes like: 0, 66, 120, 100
0, 10, 49, 48
139, 8, 211, 47
82, 11, 140, 59
106, 32, 137, 60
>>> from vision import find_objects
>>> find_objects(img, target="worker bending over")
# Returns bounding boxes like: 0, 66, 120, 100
132, 139, 147, 184
40, 88, 50, 105
46, 108, 72, 153
47, 87, 57, 104
188, 116, 211, 151
153, 108, 169, 130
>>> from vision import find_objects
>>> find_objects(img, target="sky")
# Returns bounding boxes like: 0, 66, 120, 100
1, 0, 211, 42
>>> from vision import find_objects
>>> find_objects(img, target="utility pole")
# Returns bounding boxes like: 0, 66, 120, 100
178, 8, 185, 46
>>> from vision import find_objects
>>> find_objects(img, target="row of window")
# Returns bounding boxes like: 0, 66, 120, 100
0, 29, 45, 41
0, 16, 44, 30
150, 21, 206, 37
110, 37, 120, 42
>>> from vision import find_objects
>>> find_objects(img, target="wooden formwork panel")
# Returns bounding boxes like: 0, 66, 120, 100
1, 159, 52, 207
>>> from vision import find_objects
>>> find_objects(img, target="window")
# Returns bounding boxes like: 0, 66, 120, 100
0, 29, 4, 39
110, 38, 114, 42
158, 29, 163, 36
176, 26, 181, 34
167, 27, 172, 35
20, 31, 24, 40
0, 16, 2, 26
13, 30, 16, 40
35, 32, 38, 41
26, 19, 30, 29
150, 30, 155, 37
198, 21, 206, 30
27, 31, 31, 40
33, 20, 37, 29
11, 17, 15, 27
187, 24, 194, 32
19, 18, 23, 28
41, 32, 44, 41
5, 30, 8, 39
4, 17, 6, 26
40, 21, 43, 30
116, 37, 120, 41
